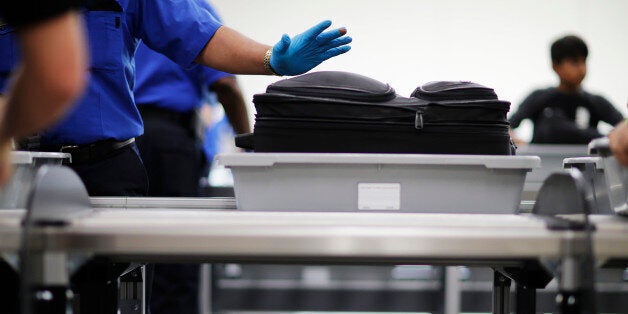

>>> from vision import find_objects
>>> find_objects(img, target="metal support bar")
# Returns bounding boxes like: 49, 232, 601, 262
22, 251, 72, 314
444, 266, 461, 314
119, 266, 145, 314
493, 270, 511, 314
557, 255, 596, 314
200, 264, 215, 314
515, 284, 536, 314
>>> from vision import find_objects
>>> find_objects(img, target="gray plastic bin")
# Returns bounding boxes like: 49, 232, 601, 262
217, 153, 540, 213
589, 138, 628, 216
0, 151, 71, 208
517, 144, 589, 200
563, 157, 612, 215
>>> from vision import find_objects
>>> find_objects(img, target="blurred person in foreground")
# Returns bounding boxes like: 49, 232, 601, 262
0, 1, 87, 187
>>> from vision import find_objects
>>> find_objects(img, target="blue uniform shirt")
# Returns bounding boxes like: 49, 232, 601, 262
134, 45, 232, 113
0, 0, 222, 145
134, 0, 232, 113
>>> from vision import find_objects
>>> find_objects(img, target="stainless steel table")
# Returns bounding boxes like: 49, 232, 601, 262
32, 210, 593, 263
2, 204, 628, 313
4, 202, 627, 262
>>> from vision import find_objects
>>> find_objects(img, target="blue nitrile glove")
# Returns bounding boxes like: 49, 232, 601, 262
270, 20, 352, 76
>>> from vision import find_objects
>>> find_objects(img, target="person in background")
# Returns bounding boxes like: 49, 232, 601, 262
508, 35, 623, 145
135, 39, 249, 197
133, 3, 250, 313
0, 1, 87, 187
0, 0, 351, 312
199, 100, 238, 193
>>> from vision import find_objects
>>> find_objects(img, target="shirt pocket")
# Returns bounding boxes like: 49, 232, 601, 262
0, 24, 17, 75
84, 10, 123, 71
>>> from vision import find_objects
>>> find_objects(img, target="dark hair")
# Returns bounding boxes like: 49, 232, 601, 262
551, 35, 588, 64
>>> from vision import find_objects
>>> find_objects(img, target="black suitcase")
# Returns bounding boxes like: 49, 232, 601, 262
237, 71, 514, 155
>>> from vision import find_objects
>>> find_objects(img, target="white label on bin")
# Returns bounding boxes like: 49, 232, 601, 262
358, 183, 400, 210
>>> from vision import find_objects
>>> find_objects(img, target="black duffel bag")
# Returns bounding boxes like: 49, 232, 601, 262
237, 71, 514, 155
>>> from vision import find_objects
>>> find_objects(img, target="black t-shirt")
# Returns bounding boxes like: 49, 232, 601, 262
508, 88, 624, 144
0, 0, 81, 28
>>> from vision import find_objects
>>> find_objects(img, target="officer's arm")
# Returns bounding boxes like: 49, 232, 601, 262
195, 26, 271, 75
209, 76, 251, 134
0, 11, 87, 142
195, 21, 351, 76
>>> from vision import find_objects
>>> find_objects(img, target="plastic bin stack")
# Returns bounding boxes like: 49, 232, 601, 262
589, 138, 628, 216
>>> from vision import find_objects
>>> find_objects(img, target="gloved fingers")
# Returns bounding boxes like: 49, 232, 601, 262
302, 20, 333, 39
315, 28, 347, 44
323, 36, 352, 49
321, 45, 352, 59
273, 34, 292, 54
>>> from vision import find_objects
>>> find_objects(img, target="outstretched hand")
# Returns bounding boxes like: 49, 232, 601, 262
270, 20, 352, 76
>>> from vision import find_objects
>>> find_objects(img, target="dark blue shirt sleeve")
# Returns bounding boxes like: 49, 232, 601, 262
189, 1, 233, 87
202, 1, 224, 23
131, 0, 222, 68
590, 94, 624, 126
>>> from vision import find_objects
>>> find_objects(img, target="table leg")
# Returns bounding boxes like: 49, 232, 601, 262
515, 284, 535, 314
23, 252, 72, 314
493, 270, 511, 314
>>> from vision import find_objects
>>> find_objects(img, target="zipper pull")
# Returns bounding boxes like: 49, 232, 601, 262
415, 112, 424, 130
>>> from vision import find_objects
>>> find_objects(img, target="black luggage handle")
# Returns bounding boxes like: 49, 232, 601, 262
414, 112, 424, 130
235, 133, 255, 151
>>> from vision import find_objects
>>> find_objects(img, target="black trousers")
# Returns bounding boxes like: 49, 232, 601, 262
0, 259, 20, 313
69, 143, 149, 314
69, 143, 149, 197
137, 107, 204, 314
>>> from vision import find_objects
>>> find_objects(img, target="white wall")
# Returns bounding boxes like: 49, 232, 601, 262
211, 0, 628, 137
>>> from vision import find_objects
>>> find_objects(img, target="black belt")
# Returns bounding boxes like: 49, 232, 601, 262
43, 138, 135, 164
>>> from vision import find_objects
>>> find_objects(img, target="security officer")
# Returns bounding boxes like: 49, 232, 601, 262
133, 2, 250, 312
134, 27, 249, 198
0, 0, 351, 312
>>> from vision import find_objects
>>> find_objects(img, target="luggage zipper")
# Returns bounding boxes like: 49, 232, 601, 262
255, 119, 511, 135
257, 115, 509, 134
422, 100, 510, 110
414, 92, 494, 101
414, 87, 497, 101
267, 87, 396, 103
257, 110, 423, 123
